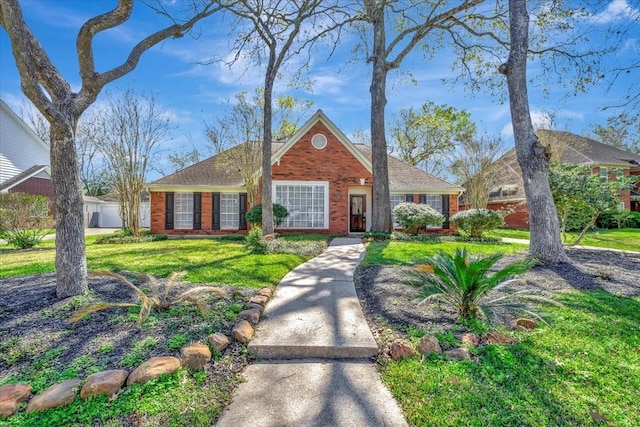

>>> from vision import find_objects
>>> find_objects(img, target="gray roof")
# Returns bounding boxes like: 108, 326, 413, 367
148, 142, 462, 192
0, 165, 50, 192
485, 130, 640, 203
353, 144, 462, 192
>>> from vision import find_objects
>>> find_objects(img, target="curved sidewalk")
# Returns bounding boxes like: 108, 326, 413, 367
216, 237, 408, 427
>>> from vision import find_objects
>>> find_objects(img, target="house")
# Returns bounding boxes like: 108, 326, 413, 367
146, 110, 464, 235
484, 129, 640, 228
83, 193, 151, 229
0, 99, 53, 201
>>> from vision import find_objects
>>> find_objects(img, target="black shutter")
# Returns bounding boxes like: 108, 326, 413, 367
193, 193, 202, 230
419, 194, 426, 204
238, 193, 247, 230
165, 192, 174, 230
212, 192, 220, 230
405, 194, 414, 202
442, 195, 450, 229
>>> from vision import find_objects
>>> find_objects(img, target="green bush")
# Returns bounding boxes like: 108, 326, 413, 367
95, 230, 167, 244
562, 199, 595, 231
245, 204, 289, 229
597, 210, 640, 229
392, 202, 445, 234
451, 208, 503, 238
245, 227, 267, 254
0, 192, 52, 249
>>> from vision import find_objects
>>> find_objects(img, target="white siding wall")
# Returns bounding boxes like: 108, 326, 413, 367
0, 102, 50, 182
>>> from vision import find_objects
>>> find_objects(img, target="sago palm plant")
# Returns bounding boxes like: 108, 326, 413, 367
69, 271, 226, 326
406, 248, 556, 324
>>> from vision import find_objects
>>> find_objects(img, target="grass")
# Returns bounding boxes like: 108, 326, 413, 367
488, 228, 640, 252
0, 234, 332, 286
362, 240, 528, 266
381, 290, 640, 426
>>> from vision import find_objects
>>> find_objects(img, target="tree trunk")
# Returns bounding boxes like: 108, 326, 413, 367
50, 123, 88, 298
573, 211, 598, 245
369, 7, 392, 232
261, 62, 276, 235
499, 0, 568, 263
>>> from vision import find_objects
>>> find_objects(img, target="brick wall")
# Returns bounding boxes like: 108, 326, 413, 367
486, 201, 529, 228
9, 177, 55, 216
270, 121, 373, 234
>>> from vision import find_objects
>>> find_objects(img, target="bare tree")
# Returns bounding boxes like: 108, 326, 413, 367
0, 0, 222, 297
451, 135, 502, 209
92, 89, 171, 236
590, 112, 640, 154
359, 0, 484, 232
498, 0, 568, 263
223, 0, 349, 234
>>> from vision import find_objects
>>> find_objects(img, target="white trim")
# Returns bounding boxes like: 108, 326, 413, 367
311, 133, 327, 149
0, 166, 50, 193
146, 185, 246, 193
273, 180, 329, 229
272, 110, 372, 173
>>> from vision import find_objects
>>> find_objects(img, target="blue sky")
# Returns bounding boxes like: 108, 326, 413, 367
1, 0, 638, 178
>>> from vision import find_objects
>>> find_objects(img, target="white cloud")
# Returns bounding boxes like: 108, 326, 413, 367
500, 110, 554, 138
588, 0, 639, 24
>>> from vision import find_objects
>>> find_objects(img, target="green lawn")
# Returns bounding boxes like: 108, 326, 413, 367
381, 291, 640, 426
362, 240, 528, 266
0, 234, 329, 287
488, 228, 640, 252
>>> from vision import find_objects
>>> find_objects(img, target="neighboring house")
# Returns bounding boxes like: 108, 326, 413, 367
147, 110, 464, 235
0, 99, 53, 202
483, 129, 640, 228
83, 193, 150, 229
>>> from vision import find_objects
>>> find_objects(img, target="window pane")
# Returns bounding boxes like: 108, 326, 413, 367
275, 184, 326, 229
175, 193, 193, 229
220, 194, 239, 230
422, 195, 442, 213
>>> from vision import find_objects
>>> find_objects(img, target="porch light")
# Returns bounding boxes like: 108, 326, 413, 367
360, 178, 366, 185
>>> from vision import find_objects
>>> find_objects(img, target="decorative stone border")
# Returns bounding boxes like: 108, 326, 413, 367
0, 287, 275, 419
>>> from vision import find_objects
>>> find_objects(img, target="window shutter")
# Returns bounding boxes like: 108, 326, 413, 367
442, 195, 450, 229
165, 192, 174, 230
212, 192, 220, 230
193, 193, 202, 230
238, 193, 247, 230
419, 194, 426, 204
405, 194, 414, 202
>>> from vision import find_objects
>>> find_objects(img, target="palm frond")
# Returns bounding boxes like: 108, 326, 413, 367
89, 270, 147, 300
68, 302, 136, 325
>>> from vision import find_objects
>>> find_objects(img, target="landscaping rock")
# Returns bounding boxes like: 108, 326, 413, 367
257, 288, 274, 299
232, 320, 254, 343
249, 295, 269, 307
444, 348, 471, 361
26, 379, 82, 413
238, 308, 261, 325
0, 383, 32, 418
486, 332, 517, 345
126, 356, 181, 386
418, 335, 442, 355
80, 370, 129, 400
247, 302, 264, 314
389, 339, 417, 360
514, 318, 537, 332
208, 333, 230, 352
180, 343, 212, 369
460, 333, 480, 346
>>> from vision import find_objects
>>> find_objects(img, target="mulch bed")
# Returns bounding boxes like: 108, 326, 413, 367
354, 248, 640, 344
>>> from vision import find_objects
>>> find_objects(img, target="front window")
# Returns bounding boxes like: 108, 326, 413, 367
390, 195, 405, 227
174, 192, 193, 229
220, 194, 239, 230
421, 194, 442, 213
275, 182, 328, 228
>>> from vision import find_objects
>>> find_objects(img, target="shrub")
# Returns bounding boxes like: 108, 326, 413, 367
451, 208, 503, 238
405, 248, 555, 324
245, 226, 267, 254
69, 271, 226, 326
245, 203, 289, 229
0, 192, 52, 248
95, 229, 167, 244
264, 239, 327, 256
597, 210, 640, 229
392, 202, 445, 234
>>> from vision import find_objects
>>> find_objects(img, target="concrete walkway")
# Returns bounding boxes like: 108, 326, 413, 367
216, 238, 408, 427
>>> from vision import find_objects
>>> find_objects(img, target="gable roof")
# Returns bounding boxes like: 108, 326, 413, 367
485, 129, 640, 204
147, 111, 462, 193
537, 129, 640, 168
272, 109, 372, 173
0, 165, 50, 192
